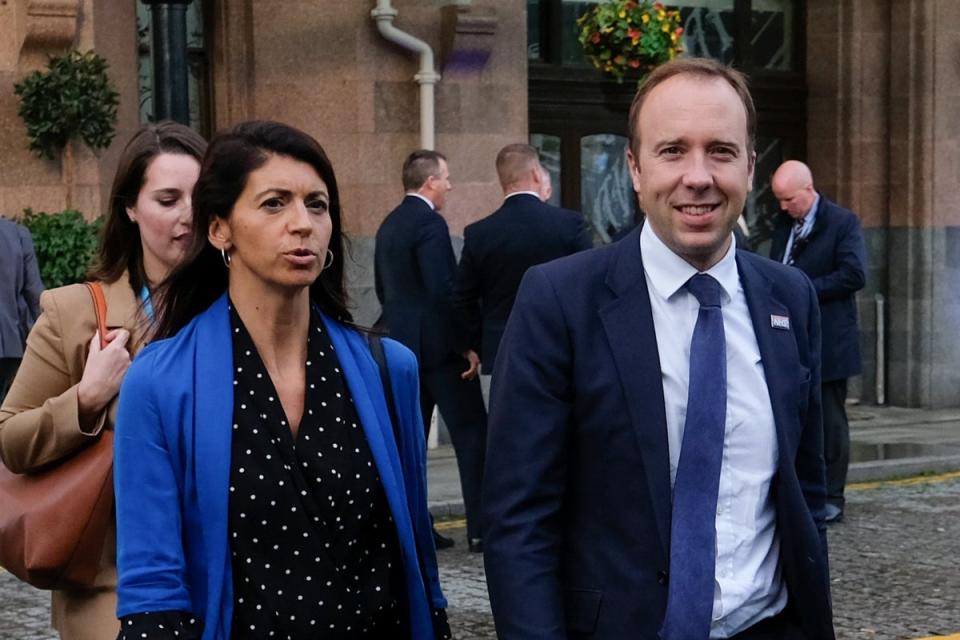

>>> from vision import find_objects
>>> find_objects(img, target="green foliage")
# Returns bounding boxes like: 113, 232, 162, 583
19, 208, 102, 288
13, 50, 119, 160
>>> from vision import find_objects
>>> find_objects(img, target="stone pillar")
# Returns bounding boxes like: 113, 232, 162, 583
886, 1, 960, 407
806, 0, 891, 404
808, 0, 960, 407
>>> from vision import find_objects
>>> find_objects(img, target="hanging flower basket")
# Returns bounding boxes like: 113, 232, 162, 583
576, 0, 684, 83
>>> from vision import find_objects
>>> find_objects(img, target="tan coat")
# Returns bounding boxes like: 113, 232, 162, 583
0, 275, 149, 640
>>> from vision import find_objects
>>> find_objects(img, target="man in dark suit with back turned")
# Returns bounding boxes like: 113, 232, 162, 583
0, 217, 44, 405
770, 159, 866, 524
452, 143, 591, 401
375, 150, 487, 551
483, 58, 834, 639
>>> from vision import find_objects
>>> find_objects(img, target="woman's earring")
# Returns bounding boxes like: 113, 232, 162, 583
323, 249, 334, 269
221, 247, 231, 268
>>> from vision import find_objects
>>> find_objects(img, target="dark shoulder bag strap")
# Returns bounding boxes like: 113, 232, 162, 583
367, 333, 401, 445
365, 334, 438, 613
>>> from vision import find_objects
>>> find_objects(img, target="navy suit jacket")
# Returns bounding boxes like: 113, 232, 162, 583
483, 229, 834, 640
452, 193, 591, 372
375, 195, 459, 369
0, 218, 44, 359
769, 196, 866, 382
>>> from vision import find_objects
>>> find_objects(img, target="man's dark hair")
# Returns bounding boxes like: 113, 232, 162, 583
155, 120, 351, 339
627, 57, 756, 156
402, 150, 447, 191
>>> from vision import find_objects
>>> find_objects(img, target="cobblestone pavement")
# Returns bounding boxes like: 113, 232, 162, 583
2, 476, 958, 639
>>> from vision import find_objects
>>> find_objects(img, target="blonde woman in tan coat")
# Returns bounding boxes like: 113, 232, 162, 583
0, 122, 206, 640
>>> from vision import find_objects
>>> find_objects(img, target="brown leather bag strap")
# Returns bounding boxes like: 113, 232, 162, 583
84, 282, 108, 349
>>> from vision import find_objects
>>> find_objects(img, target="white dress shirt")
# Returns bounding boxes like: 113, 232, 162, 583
503, 190, 541, 201
407, 192, 436, 210
640, 223, 787, 638
781, 193, 820, 264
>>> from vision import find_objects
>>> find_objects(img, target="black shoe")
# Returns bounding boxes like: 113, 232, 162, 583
433, 529, 455, 550
468, 537, 483, 553
825, 503, 844, 524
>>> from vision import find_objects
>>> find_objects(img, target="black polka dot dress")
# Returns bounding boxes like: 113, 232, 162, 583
228, 305, 407, 638
118, 305, 408, 639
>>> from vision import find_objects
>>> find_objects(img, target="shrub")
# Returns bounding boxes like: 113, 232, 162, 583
13, 50, 119, 161
19, 208, 102, 288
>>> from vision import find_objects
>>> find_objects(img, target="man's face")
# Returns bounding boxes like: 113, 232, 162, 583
772, 181, 814, 219
425, 158, 452, 210
626, 74, 755, 271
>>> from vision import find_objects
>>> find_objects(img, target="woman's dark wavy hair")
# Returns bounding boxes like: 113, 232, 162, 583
88, 121, 207, 291
154, 120, 352, 339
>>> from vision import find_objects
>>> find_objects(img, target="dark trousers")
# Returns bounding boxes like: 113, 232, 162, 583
0, 357, 20, 406
822, 378, 850, 510
419, 359, 487, 540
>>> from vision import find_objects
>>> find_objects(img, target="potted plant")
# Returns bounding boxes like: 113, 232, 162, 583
14, 50, 119, 209
577, 0, 684, 83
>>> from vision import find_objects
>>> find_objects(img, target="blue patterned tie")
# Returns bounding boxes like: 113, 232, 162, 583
787, 217, 806, 265
660, 273, 727, 640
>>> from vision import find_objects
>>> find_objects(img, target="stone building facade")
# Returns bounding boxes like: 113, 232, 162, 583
0, 0, 957, 408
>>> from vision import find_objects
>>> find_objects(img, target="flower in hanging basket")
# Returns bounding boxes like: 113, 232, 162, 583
577, 0, 684, 82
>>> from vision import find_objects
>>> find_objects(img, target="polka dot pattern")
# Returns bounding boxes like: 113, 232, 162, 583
116, 611, 201, 639
226, 306, 407, 637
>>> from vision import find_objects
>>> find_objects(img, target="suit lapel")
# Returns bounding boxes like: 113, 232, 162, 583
598, 233, 671, 557
806, 195, 829, 243
737, 255, 802, 463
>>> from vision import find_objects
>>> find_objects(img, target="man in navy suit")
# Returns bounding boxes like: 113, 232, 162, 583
452, 143, 591, 401
375, 150, 487, 551
770, 160, 866, 524
483, 58, 834, 639
0, 218, 44, 404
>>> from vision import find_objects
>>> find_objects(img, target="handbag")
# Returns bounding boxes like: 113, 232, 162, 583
0, 282, 115, 590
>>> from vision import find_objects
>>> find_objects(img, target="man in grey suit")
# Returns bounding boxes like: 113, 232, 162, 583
0, 217, 44, 404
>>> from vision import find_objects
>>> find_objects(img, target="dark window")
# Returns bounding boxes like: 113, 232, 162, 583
528, 0, 806, 246
137, 1, 211, 135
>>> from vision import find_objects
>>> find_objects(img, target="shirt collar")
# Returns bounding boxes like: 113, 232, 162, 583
640, 222, 738, 304
504, 191, 540, 201
799, 193, 820, 233
406, 192, 436, 210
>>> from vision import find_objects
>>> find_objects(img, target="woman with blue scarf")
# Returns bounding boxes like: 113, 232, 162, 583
113, 121, 449, 639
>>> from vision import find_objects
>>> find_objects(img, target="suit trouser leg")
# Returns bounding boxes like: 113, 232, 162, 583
421, 361, 488, 540
822, 378, 850, 510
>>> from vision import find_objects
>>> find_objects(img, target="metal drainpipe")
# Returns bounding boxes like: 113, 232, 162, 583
875, 293, 885, 405
371, 0, 441, 150
143, 0, 192, 125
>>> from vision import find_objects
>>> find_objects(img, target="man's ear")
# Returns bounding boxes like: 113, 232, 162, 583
208, 216, 231, 250
746, 150, 757, 193
626, 147, 643, 198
